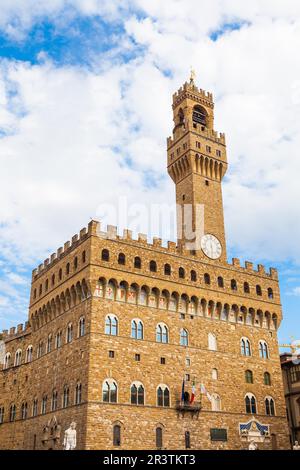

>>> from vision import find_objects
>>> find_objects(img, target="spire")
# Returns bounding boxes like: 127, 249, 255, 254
189, 67, 196, 85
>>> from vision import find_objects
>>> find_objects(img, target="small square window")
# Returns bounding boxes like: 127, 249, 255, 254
185, 374, 190, 382
135, 354, 141, 362
109, 350, 115, 358
186, 358, 191, 367
180, 314, 185, 320
205, 180, 209, 186
160, 357, 166, 365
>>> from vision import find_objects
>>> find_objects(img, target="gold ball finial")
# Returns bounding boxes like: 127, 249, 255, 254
190, 67, 196, 84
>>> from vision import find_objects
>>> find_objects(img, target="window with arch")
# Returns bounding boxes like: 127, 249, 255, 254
157, 386, 170, 407
51, 274, 55, 286
113, 424, 121, 446
131, 319, 143, 340
79, 316, 85, 337
244, 282, 250, 293
259, 341, 269, 359
74, 256, 78, 270
66, 323, 73, 343
217, 276, 224, 288
37, 341, 44, 358
47, 334, 52, 353
134, 256, 141, 269
33, 288, 37, 299
39, 284, 42, 296
41, 395, 47, 415
59, 268, 62, 281
204, 273, 210, 285
9, 404, 16, 422
103, 380, 117, 403
180, 328, 188, 346
150, 260, 157, 272
4, 353, 11, 369
241, 338, 251, 356
245, 370, 253, 384
118, 253, 125, 265
185, 430, 191, 449
156, 324, 169, 344
131, 383, 144, 405
211, 394, 221, 411
179, 267, 185, 279
82, 250, 86, 263
245, 393, 257, 414
264, 372, 271, 386
208, 333, 217, 351
63, 386, 69, 408
190, 270, 197, 282
75, 383, 82, 405
66, 263, 70, 275
268, 288, 274, 299
21, 402, 28, 420
14, 349, 22, 366
231, 279, 237, 291
105, 315, 118, 336
156, 427, 163, 449
102, 249, 109, 261
164, 263, 171, 275
0, 407, 4, 424
26, 346, 33, 363
256, 285, 262, 296
51, 390, 58, 411
212, 368, 218, 380
45, 279, 48, 292
55, 330, 62, 349
32, 399, 38, 417
265, 397, 275, 416
193, 104, 207, 126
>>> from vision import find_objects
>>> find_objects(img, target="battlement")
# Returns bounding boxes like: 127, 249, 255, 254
1, 321, 30, 342
167, 122, 226, 148
172, 81, 214, 105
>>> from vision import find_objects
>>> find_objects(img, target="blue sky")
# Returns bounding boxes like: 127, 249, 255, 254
0, 1, 300, 352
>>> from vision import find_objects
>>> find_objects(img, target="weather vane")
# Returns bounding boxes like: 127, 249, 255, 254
190, 67, 196, 84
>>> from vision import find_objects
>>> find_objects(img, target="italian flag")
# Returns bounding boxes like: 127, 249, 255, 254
190, 381, 196, 404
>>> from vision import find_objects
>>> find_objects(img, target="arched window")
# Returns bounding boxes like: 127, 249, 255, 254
164, 264, 171, 275
33, 288, 37, 299
45, 279, 48, 292
32, 399, 38, 417
185, 430, 191, 449
82, 251, 86, 263
245, 394, 257, 414
212, 368, 218, 380
51, 274, 55, 286
105, 315, 118, 336
150, 260, 157, 272
157, 386, 170, 407
55, 330, 62, 349
193, 105, 207, 126
217, 276, 224, 288
4, 352, 11, 369
102, 249, 109, 261
103, 380, 117, 403
39, 284, 42, 296
21, 402, 28, 420
241, 338, 251, 356
204, 273, 210, 285
37, 341, 44, 358
79, 316, 85, 337
9, 405, 16, 422
245, 370, 253, 384
47, 334, 52, 353
131, 383, 144, 405
256, 285, 262, 296
134, 256, 141, 269
59, 268, 62, 281
51, 390, 58, 411
63, 386, 69, 408
118, 253, 125, 265
268, 288, 274, 299
15, 349, 22, 366
156, 324, 169, 344
0, 407, 4, 424
131, 319, 144, 340
231, 279, 237, 291
265, 397, 275, 416
156, 427, 163, 449
190, 270, 197, 282
75, 383, 82, 405
211, 394, 221, 411
244, 282, 250, 293
66, 323, 73, 343
180, 328, 188, 346
41, 395, 47, 415
179, 267, 185, 279
208, 333, 217, 351
26, 346, 33, 363
259, 341, 269, 359
74, 256, 78, 270
264, 372, 271, 386
113, 424, 121, 446
66, 263, 70, 275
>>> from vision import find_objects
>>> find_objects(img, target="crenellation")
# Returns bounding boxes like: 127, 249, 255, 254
123, 229, 132, 240
50, 253, 56, 263
9, 327, 15, 336
107, 225, 117, 239
232, 258, 241, 267
44, 258, 49, 267
152, 237, 162, 248
80, 227, 87, 239
72, 234, 78, 245
138, 233, 147, 243
257, 264, 265, 274
57, 247, 63, 257
64, 241, 71, 251
245, 261, 254, 271
270, 267, 278, 280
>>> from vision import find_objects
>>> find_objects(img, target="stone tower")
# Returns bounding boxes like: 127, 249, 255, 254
167, 74, 227, 262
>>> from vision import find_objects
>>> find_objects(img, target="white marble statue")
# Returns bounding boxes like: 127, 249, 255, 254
248, 440, 258, 450
293, 440, 300, 450
63, 422, 77, 450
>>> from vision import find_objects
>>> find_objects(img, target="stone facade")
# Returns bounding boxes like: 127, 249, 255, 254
0, 77, 290, 450
281, 352, 300, 447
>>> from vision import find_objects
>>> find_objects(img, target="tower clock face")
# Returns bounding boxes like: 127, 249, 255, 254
201, 234, 222, 260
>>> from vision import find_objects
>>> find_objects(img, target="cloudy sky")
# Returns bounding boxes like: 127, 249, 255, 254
0, 0, 299, 347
